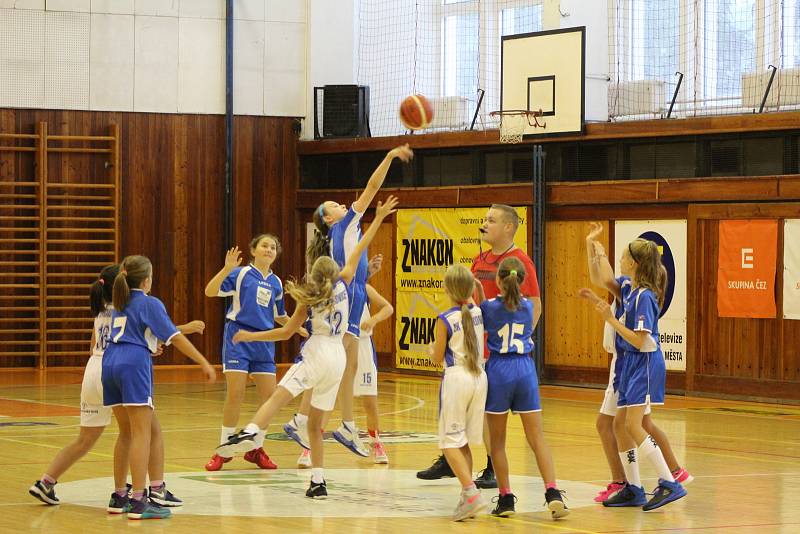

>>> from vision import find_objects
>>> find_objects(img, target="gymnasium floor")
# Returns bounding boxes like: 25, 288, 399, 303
2, 367, 799, 533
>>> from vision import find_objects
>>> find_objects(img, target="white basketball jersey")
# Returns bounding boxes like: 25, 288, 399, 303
91, 306, 114, 358
306, 279, 350, 339
360, 304, 373, 338
440, 305, 484, 368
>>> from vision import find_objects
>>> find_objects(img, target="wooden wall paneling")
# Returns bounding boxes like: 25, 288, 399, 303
458, 184, 533, 206
543, 220, 609, 370
657, 176, 780, 202
548, 204, 688, 221
548, 181, 659, 205
367, 221, 395, 356
779, 175, 800, 198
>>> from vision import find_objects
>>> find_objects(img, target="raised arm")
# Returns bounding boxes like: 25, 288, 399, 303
233, 304, 308, 343
352, 145, 413, 213
340, 195, 399, 284
585, 222, 621, 301
204, 247, 242, 297
362, 284, 394, 332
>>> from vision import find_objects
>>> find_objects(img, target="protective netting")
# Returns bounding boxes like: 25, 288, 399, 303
609, 0, 800, 120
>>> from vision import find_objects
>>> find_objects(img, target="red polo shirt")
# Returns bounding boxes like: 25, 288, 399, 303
471, 247, 540, 299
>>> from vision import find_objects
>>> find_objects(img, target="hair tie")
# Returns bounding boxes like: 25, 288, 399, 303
628, 243, 638, 263
98, 278, 104, 285
120, 269, 127, 276
457, 299, 469, 306
509, 269, 517, 277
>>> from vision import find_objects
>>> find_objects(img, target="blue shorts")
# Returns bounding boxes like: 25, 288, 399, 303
485, 353, 541, 414
617, 350, 665, 407
101, 343, 154, 407
223, 321, 276, 374
346, 281, 368, 337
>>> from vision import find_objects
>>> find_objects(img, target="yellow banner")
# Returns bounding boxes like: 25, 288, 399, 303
395, 291, 451, 371
395, 207, 528, 293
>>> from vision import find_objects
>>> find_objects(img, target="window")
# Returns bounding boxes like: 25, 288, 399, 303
702, 0, 756, 103
785, 0, 800, 67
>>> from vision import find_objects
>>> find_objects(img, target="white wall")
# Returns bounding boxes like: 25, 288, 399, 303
303, 0, 357, 138
0, 0, 307, 116
554, 0, 609, 122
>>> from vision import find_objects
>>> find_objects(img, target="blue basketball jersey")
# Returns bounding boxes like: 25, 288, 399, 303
219, 265, 287, 330
620, 286, 660, 354
329, 207, 368, 284
614, 275, 633, 355
479, 297, 535, 356
304, 279, 350, 339
438, 305, 484, 368
109, 289, 179, 353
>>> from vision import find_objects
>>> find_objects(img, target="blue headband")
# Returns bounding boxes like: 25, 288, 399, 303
317, 204, 325, 219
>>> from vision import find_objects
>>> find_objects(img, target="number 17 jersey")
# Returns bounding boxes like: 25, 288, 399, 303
479, 297, 535, 356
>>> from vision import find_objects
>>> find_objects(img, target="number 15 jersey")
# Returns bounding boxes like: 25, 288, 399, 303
479, 297, 535, 356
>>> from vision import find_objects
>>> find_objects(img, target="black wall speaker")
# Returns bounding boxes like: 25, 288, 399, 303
314, 85, 370, 139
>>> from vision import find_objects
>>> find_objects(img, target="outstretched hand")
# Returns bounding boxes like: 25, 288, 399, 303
375, 195, 399, 220
225, 246, 242, 270
389, 144, 414, 163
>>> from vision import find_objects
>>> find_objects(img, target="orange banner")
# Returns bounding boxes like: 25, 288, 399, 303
717, 220, 777, 318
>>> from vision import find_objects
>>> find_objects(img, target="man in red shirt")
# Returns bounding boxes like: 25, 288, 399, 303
417, 204, 542, 487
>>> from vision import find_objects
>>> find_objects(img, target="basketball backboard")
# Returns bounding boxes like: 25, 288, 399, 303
501, 26, 585, 137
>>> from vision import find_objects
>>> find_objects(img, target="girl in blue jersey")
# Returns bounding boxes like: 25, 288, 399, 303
30, 264, 201, 511
218, 196, 399, 499
584, 237, 687, 511
429, 264, 487, 522
102, 255, 215, 520
583, 223, 692, 504
306, 144, 412, 457
476, 257, 568, 520
203, 234, 288, 472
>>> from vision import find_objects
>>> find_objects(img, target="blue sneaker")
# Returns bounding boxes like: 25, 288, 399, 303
148, 483, 183, 507
602, 483, 647, 507
643, 479, 687, 511
107, 491, 131, 514
127, 497, 171, 520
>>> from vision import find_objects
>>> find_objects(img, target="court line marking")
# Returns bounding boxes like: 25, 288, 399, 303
488, 515, 601, 533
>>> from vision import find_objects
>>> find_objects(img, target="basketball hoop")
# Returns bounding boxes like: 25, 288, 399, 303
489, 109, 546, 144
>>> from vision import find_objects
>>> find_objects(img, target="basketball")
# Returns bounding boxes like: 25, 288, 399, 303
399, 94, 434, 130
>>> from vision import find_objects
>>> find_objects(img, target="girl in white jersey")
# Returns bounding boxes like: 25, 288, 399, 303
218, 196, 399, 499
429, 264, 488, 521
28, 264, 204, 510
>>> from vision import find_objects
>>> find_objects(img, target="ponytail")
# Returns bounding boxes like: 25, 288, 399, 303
90, 264, 119, 316
460, 303, 481, 377
307, 204, 331, 265
497, 257, 526, 312
113, 255, 152, 311
444, 264, 481, 376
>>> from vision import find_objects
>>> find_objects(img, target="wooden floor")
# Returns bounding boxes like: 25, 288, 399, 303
2, 367, 800, 533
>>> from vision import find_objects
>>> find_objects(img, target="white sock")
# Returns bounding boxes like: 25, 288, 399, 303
295, 413, 308, 427
254, 430, 265, 448
343, 420, 356, 432
311, 468, 324, 484
619, 449, 642, 488
637, 435, 675, 482
221, 426, 236, 445
244, 422, 260, 435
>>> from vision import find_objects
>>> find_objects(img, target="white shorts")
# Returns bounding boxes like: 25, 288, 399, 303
353, 336, 377, 397
278, 336, 346, 411
438, 366, 487, 450
599, 354, 651, 417
80, 355, 112, 427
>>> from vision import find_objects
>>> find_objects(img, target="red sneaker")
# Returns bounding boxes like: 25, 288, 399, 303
204, 454, 232, 472
244, 447, 277, 469
672, 467, 694, 485
594, 482, 625, 503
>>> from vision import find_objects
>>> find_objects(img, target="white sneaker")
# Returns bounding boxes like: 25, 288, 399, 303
297, 448, 312, 468
372, 441, 389, 464
283, 414, 310, 450
452, 490, 486, 521
332, 423, 370, 457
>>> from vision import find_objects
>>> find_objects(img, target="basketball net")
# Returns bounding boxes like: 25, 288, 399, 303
490, 110, 545, 144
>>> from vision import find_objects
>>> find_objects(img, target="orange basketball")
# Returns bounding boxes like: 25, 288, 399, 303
399, 94, 434, 130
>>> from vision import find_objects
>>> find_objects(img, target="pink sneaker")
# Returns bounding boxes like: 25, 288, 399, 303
594, 482, 625, 503
372, 441, 389, 464
672, 467, 694, 485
